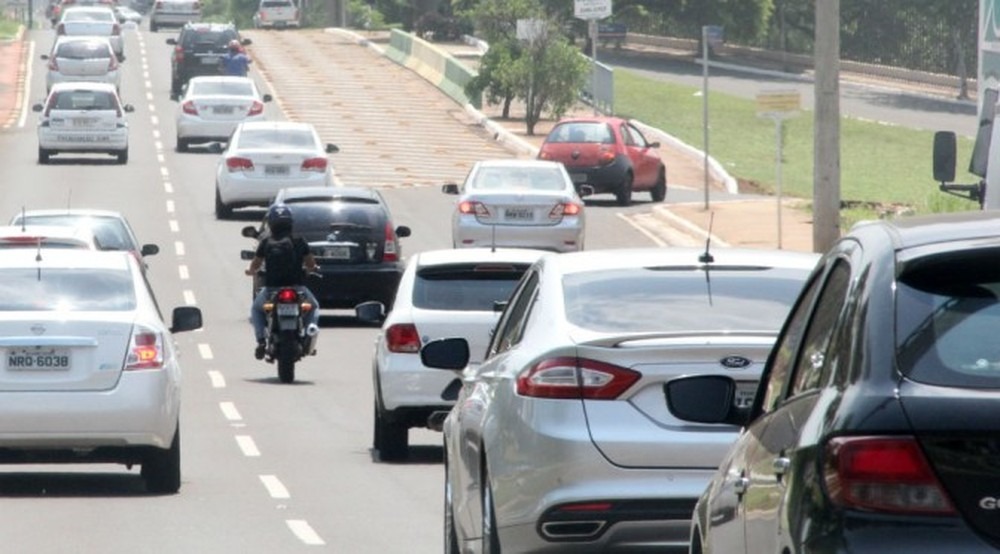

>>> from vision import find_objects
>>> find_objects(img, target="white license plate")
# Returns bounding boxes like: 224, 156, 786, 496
322, 246, 350, 259
72, 118, 98, 128
504, 208, 534, 221
276, 303, 299, 316
7, 347, 71, 371
213, 106, 235, 115
55, 135, 110, 142
265, 165, 290, 176
734, 382, 757, 409
201, 56, 219, 65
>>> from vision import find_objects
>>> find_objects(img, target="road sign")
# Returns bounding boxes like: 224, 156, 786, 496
705, 25, 724, 47
756, 90, 801, 117
575, 0, 611, 20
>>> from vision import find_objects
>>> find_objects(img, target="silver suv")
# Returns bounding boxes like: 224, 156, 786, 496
149, 0, 200, 32
252, 0, 298, 28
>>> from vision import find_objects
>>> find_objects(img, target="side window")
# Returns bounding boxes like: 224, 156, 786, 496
486, 271, 539, 358
627, 124, 649, 147
620, 124, 636, 146
789, 261, 851, 395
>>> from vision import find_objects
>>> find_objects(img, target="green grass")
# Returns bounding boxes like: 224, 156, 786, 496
0, 17, 20, 39
614, 69, 980, 217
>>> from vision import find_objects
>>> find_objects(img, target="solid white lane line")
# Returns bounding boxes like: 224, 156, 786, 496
219, 401, 242, 421
16, 40, 33, 129
178, 265, 189, 280
183, 290, 196, 305
286, 520, 325, 546
207, 370, 226, 388
259, 475, 290, 499
198, 343, 213, 360
236, 435, 261, 457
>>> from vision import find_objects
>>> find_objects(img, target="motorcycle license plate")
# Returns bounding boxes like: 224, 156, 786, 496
276, 303, 299, 316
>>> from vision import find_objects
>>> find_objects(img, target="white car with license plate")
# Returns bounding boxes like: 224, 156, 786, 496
0, 249, 202, 493
444, 159, 586, 252
42, 35, 121, 93
32, 82, 134, 164
174, 76, 272, 152
56, 6, 124, 60
356, 247, 546, 461
213, 121, 338, 219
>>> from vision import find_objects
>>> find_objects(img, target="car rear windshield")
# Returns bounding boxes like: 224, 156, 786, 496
237, 129, 315, 149
896, 248, 1000, 387
261, 0, 292, 7
546, 122, 614, 144
63, 9, 114, 21
56, 41, 111, 59
290, 204, 385, 237
190, 80, 254, 97
470, 166, 567, 191
562, 266, 810, 333
414, 264, 530, 311
0, 268, 135, 311
51, 89, 117, 111
182, 29, 237, 48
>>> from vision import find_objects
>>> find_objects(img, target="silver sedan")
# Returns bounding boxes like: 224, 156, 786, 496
421, 247, 819, 553
443, 159, 586, 252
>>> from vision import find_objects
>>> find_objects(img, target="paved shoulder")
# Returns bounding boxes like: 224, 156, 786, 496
0, 28, 27, 130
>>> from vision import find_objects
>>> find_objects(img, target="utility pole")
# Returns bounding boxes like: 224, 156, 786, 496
813, 0, 841, 253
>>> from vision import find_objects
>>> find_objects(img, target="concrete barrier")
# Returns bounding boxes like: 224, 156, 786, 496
385, 28, 481, 109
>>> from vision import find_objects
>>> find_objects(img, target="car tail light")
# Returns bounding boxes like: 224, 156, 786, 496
538, 149, 553, 160
111, 22, 121, 35
107, 55, 118, 71
458, 201, 490, 217
301, 157, 327, 172
125, 325, 164, 370
598, 150, 616, 165
173, 44, 184, 63
824, 436, 955, 515
292, 9, 298, 18
386, 323, 420, 353
259, 11, 267, 19
43, 94, 58, 117
550, 202, 582, 219
247, 100, 264, 116
226, 157, 254, 172
516, 357, 640, 400
382, 222, 399, 262
181, 100, 197, 115
48, 57, 59, 71
56, 23, 65, 34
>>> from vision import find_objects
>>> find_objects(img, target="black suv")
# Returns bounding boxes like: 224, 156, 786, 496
165, 22, 251, 96
241, 187, 413, 311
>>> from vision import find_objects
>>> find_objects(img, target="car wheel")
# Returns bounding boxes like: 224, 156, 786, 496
38, 147, 50, 164
482, 463, 501, 554
215, 187, 232, 220
444, 450, 461, 554
117, 148, 128, 165
615, 172, 633, 207
170, 77, 181, 96
176, 137, 188, 153
142, 425, 181, 494
149, 21, 157, 32
690, 531, 703, 554
373, 402, 408, 462
651, 167, 667, 202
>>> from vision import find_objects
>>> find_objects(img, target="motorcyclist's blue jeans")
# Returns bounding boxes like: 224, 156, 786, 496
251, 286, 321, 342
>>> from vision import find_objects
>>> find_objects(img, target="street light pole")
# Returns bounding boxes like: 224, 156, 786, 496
813, 0, 841, 252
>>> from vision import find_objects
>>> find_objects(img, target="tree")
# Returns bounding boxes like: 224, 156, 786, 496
518, 27, 590, 134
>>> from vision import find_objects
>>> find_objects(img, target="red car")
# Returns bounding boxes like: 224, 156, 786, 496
538, 116, 667, 206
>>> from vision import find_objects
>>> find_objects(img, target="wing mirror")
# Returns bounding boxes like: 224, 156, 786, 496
395, 225, 411, 238
325, 144, 339, 154
441, 183, 459, 195
241, 225, 260, 239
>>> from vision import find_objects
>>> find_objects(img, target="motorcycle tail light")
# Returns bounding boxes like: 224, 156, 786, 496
226, 157, 254, 172
125, 325, 164, 370
276, 288, 298, 303
516, 357, 640, 400
386, 323, 420, 353
382, 222, 398, 262
181, 100, 197, 115
301, 157, 327, 172
247, 100, 264, 116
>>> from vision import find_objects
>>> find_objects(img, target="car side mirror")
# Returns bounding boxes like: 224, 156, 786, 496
933, 131, 957, 183
40, 54, 49, 60
664, 375, 751, 427
241, 225, 259, 239
262, 94, 273, 102
395, 225, 411, 238
241, 38, 252, 45
170, 306, 203, 333
166, 38, 177, 45
648, 141, 661, 148
207, 142, 225, 154
441, 183, 459, 195
325, 144, 339, 154
32, 104, 43, 113
354, 301, 385, 323
420, 337, 470, 371
123, 104, 135, 113
141, 244, 159, 257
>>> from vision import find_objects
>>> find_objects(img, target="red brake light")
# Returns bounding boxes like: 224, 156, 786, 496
125, 327, 164, 370
247, 100, 264, 116
382, 222, 399, 262
173, 45, 184, 63
824, 436, 955, 515
276, 288, 298, 303
301, 157, 327, 172
385, 323, 420, 353
516, 357, 640, 399
181, 100, 197, 115
458, 201, 490, 217
226, 157, 254, 172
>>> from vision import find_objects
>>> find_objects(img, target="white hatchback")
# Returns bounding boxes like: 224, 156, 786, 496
42, 35, 121, 93
33, 82, 134, 164
0, 249, 202, 493
174, 75, 272, 152
213, 121, 338, 219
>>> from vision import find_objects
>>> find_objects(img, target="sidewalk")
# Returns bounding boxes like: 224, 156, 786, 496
0, 26, 27, 130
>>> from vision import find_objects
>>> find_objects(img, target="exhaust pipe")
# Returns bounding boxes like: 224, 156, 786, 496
304, 323, 319, 355
427, 410, 451, 431
540, 521, 606, 540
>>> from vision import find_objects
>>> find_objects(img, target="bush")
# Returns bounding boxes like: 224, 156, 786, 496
414, 11, 470, 42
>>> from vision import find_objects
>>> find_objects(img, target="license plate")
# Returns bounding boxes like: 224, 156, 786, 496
570, 173, 587, 184
322, 246, 350, 259
7, 347, 71, 371
213, 105, 234, 115
265, 165, 290, 176
55, 134, 110, 142
72, 118, 98, 127
734, 382, 757, 409
504, 207, 534, 221
201, 56, 219, 65
276, 303, 299, 316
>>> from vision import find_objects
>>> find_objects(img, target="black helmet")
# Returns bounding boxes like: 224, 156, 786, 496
267, 204, 293, 235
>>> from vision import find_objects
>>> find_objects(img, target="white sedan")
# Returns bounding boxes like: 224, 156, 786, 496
42, 35, 120, 93
174, 76, 272, 152
357, 247, 546, 461
0, 249, 202, 493
213, 121, 338, 219
444, 159, 586, 252
56, 6, 124, 60
32, 82, 134, 164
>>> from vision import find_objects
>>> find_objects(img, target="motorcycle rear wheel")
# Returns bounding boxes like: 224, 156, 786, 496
276, 340, 297, 383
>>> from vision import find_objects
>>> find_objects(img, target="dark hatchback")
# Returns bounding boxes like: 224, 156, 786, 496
667, 211, 1000, 553
242, 187, 411, 311
166, 22, 250, 96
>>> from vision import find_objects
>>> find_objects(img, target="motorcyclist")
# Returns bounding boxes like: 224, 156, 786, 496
245, 204, 320, 360
220, 39, 252, 77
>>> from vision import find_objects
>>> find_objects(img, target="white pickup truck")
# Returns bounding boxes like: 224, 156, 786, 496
252, 0, 299, 29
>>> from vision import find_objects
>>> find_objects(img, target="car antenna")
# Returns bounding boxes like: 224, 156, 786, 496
491, 223, 497, 253
35, 237, 43, 281
698, 212, 715, 264
19, 206, 25, 231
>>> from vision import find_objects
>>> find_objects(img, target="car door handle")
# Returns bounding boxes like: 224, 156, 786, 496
733, 476, 749, 496
773, 457, 790, 477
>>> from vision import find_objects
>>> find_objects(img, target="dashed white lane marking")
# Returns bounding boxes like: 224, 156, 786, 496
160, 166, 169, 178
150, 114, 158, 125
208, 370, 226, 388
173, 239, 183, 253
167, 200, 176, 214
286, 520, 325, 546
220, 401, 242, 421
146, 91, 153, 101
236, 435, 261, 457
157, 153, 165, 163
153, 129, 160, 140
183, 290, 196, 305
169, 220, 179, 232
198, 343, 213, 360
164, 182, 174, 193
178, 264, 189, 280
260, 475, 290, 499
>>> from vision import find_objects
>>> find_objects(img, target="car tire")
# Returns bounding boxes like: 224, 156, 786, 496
117, 148, 128, 165
38, 147, 50, 165
651, 167, 667, 202
170, 77, 181, 96
444, 451, 461, 554
215, 187, 232, 220
482, 464, 501, 554
142, 425, 181, 494
616, 172, 633, 207
176, 137, 188, 153
373, 402, 408, 462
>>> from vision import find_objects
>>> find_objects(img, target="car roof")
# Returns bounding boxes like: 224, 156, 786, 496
12, 208, 128, 220
414, 248, 548, 268
472, 159, 566, 170
182, 21, 233, 29
850, 210, 1000, 252
0, 225, 99, 248
0, 248, 132, 270
553, 116, 625, 126
543, 247, 821, 276
188, 75, 255, 85
277, 186, 377, 203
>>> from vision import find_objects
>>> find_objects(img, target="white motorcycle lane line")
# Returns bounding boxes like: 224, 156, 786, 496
138, 29, 325, 548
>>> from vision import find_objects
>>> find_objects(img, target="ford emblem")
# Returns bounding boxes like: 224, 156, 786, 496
720, 356, 752, 369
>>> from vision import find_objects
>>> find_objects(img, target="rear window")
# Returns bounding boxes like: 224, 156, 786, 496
181, 29, 236, 48
896, 249, 1000, 387
0, 268, 135, 311
51, 89, 117, 110
261, 0, 292, 7
56, 40, 112, 59
237, 128, 316, 149
414, 264, 530, 311
63, 9, 114, 21
546, 122, 614, 144
562, 266, 810, 333
469, 166, 567, 191
190, 80, 254, 97
289, 204, 385, 236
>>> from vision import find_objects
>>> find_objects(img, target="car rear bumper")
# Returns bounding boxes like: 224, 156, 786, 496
378, 353, 459, 413
564, 158, 630, 195
38, 129, 128, 152
177, 115, 263, 142
307, 264, 403, 309
453, 218, 584, 252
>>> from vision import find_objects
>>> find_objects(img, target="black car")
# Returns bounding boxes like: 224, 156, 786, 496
166, 22, 250, 96
667, 211, 1000, 553
242, 187, 412, 311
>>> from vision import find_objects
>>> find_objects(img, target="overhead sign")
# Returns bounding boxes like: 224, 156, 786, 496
574, 0, 612, 20
756, 90, 801, 116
